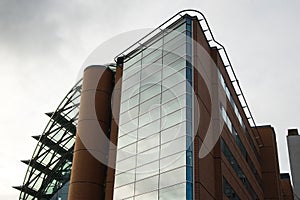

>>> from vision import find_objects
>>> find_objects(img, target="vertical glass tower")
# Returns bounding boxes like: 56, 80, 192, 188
113, 15, 194, 200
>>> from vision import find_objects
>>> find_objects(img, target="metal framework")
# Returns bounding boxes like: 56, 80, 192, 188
14, 79, 82, 200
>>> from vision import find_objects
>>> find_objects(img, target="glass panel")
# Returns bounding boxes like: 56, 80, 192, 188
186, 94, 192, 107
159, 167, 186, 188
167, 43, 186, 61
125, 94, 140, 110
138, 119, 160, 139
161, 108, 185, 130
137, 133, 160, 153
114, 183, 134, 200
163, 58, 185, 79
140, 84, 161, 103
125, 52, 142, 69
135, 190, 158, 200
141, 61, 162, 80
119, 128, 137, 139
186, 107, 192, 121
140, 72, 161, 92
160, 136, 186, 158
122, 72, 140, 91
120, 106, 139, 125
136, 160, 159, 181
186, 67, 192, 80
116, 156, 136, 172
135, 175, 159, 195
162, 68, 186, 89
159, 183, 186, 200
164, 22, 186, 44
118, 131, 137, 148
161, 89, 177, 104
161, 95, 185, 117
119, 142, 136, 154
161, 122, 186, 144
163, 51, 183, 67
139, 95, 161, 115
114, 170, 135, 188
137, 146, 159, 167
160, 151, 186, 173
144, 38, 163, 54
186, 151, 192, 166
186, 136, 192, 151
164, 34, 186, 53
139, 106, 160, 127
186, 42, 192, 57
119, 117, 138, 133
124, 62, 141, 80
186, 182, 193, 200
162, 80, 186, 93
186, 166, 193, 182
121, 83, 140, 101
142, 49, 162, 66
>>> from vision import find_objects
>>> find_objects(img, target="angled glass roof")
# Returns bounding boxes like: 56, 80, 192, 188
14, 79, 82, 200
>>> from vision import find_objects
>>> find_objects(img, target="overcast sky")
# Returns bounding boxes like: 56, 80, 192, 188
0, 0, 299, 199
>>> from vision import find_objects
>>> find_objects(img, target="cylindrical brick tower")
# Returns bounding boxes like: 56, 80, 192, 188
68, 66, 114, 200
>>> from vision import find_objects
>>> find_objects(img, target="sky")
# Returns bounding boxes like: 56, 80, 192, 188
0, 0, 299, 199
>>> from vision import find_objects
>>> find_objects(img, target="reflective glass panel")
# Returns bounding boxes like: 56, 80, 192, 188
136, 160, 159, 181
159, 167, 186, 188
114, 183, 134, 199
135, 175, 159, 195
159, 183, 186, 200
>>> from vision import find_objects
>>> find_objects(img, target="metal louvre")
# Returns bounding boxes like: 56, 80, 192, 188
14, 80, 82, 200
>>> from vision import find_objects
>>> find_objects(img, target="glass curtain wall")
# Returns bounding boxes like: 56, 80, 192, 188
113, 16, 193, 200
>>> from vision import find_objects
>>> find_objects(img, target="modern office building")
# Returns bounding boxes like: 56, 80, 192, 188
14, 10, 294, 200
287, 129, 300, 200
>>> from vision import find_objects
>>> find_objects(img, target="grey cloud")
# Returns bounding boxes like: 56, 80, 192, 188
0, 1, 62, 56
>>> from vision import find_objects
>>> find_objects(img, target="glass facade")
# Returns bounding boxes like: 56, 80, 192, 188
114, 16, 193, 200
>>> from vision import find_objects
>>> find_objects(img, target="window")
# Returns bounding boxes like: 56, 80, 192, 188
223, 177, 240, 200
221, 139, 258, 199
